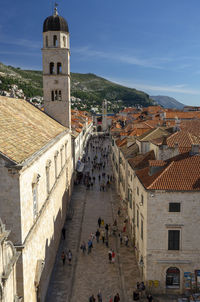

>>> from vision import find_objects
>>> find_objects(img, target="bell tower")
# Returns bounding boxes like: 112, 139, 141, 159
42, 5, 71, 129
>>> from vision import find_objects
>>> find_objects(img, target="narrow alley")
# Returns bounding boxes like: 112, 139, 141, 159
46, 135, 142, 302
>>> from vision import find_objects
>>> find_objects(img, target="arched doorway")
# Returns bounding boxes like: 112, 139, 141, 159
97, 125, 102, 132
166, 267, 180, 288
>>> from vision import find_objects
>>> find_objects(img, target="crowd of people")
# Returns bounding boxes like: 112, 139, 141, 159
62, 134, 154, 301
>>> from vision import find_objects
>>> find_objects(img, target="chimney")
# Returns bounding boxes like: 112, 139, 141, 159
191, 144, 200, 155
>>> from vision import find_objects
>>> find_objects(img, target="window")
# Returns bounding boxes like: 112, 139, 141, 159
60, 146, 64, 168
50, 62, 54, 74
46, 160, 51, 194
168, 230, 180, 250
141, 194, 144, 205
137, 209, 139, 228
53, 35, 58, 47
141, 219, 143, 240
169, 203, 180, 212
33, 185, 38, 219
32, 174, 40, 219
54, 152, 58, 178
46, 36, 48, 47
63, 36, 66, 47
51, 91, 54, 101
137, 187, 139, 196
57, 62, 62, 74
166, 267, 180, 288
55, 90, 58, 101
58, 90, 62, 101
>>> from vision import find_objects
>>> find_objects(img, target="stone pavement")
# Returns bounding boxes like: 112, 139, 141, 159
46, 137, 178, 302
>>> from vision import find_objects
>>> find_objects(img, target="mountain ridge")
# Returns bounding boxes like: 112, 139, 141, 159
150, 95, 185, 109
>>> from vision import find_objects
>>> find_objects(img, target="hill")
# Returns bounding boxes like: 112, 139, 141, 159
0, 62, 154, 111
150, 95, 185, 110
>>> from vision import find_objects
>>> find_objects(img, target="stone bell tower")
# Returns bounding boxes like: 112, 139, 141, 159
42, 5, 71, 129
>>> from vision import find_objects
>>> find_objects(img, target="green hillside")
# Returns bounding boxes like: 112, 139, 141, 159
0, 62, 154, 110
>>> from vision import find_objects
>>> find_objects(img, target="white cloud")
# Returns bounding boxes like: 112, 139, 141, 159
0, 37, 41, 49
106, 76, 200, 95
72, 46, 171, 69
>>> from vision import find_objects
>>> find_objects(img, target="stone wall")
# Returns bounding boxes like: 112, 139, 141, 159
134, 175, 200, 293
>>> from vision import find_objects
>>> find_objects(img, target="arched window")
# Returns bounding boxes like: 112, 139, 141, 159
166, 267, 180, 288
57, 63, 62, 74
58, 90, 62, 101
51, 91, 54, 101
50, 62, 54, 74
63, 36, 66, 47
46, 36, 48, 47
53, 35, 58, 47
55, 90, 58, 101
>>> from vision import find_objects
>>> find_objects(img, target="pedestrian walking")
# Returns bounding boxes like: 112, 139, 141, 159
108, 249, 112, 263
111, 250, 115, 263
101, 229, 105, 243
101, 219, 104, 227
96, 229, 100, 243
98, 217, 102, 228
114, 293, 120, 302
80, 241, 86, 253
97, 290, 102, 302
146, 293, 153, 302
88, 239, 93, 254
68, 250, 72, 265
61, 251, 66, 265
89, 294, 96, 302
124, 235, 129, 246
119, 232, 123, 245
133, 291, 139, 301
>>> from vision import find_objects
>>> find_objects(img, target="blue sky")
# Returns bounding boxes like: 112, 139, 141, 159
1, 0, 200, 105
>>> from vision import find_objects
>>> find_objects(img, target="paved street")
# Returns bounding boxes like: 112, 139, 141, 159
46, 136, 178, 302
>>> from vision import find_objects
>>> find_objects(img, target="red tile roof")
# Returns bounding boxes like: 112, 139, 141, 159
166, 130, 200, 153
136, 153, 200, 191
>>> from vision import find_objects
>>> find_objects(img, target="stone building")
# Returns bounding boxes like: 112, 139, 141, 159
0, 96, 73, 301
0, 6, 73, 302
0, 219, 20, 302
134, 151, 200, 294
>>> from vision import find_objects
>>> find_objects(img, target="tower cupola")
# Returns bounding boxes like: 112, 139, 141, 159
43, 7, 69, 33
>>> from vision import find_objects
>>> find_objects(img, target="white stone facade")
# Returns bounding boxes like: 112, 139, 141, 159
42, 29, 71, 128
134, 175, 200, 294
0, 131, 73, 301
0, 219, 20, 302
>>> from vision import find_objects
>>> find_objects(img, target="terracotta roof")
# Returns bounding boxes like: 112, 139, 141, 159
149, 160, 166, 167
136, 152, 200, 191
180, 120, 200, 137
165, 111, 200, 119
120, 142, 139, 159
137, 127, 170, 142
0, 96, 66, 164
128, 150, 155, 170
166, 130, 200, 153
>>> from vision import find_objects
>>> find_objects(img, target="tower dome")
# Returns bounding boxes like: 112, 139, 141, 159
43, 7, 69, 33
